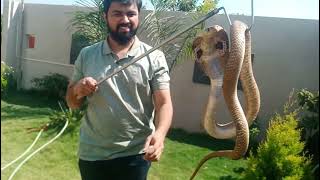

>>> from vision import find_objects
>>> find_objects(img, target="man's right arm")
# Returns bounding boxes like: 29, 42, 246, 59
66, 77, 98, 110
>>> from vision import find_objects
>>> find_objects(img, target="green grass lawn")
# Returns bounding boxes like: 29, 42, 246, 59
1, 91, 246, 180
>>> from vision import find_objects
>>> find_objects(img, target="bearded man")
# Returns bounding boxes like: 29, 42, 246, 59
66, 0, 173, 179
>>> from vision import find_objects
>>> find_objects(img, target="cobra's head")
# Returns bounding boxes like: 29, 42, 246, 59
192, 25, 229, 78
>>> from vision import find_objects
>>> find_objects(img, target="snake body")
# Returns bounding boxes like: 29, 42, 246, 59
190, 20, 260, 179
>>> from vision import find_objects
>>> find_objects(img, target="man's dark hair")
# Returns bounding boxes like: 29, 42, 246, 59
103, 0, 143, 13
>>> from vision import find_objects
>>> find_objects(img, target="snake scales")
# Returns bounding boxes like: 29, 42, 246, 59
190, 20, 260, 179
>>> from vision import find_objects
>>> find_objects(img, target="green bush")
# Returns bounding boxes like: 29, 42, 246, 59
242, 112, 313, 180
31, 73, 69, 100
297, 89, 319, 143
1, 61, 16, 98
297, 89, 319, 175
246, 118, 262, 156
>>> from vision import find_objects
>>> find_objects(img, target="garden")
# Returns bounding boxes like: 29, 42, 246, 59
1, 0, 319, 179
1, 61, 318, 179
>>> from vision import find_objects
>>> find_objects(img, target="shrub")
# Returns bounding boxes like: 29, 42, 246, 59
1, 61, 16, 98
241, 112, 314, 180
297, 89, 319, 175
246, 118, 262, 156
46, 102, 84, 135
31, 73, 69, 100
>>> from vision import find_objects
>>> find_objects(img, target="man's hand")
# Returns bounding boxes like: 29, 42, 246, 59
143, 89, 172, 162
143, 132, 166, 162
74, 77, 98, 99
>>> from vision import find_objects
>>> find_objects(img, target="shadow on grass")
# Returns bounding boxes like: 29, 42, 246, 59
167, 128, 235, 151
167, 129, 247, 179
1, 105, 51, 121
219, 167, 246, 180
1, 90, 61, 121
2, 90, 61, 110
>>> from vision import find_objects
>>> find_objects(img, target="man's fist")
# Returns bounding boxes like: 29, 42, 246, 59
74, 77, 98, 99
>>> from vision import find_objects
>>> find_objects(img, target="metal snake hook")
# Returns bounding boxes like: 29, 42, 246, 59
248, 0, 255, 30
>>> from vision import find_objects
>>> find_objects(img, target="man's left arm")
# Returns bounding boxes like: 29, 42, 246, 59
144, 89, 173, 161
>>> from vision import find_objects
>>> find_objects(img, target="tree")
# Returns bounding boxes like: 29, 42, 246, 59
150, 0, 218, 12
69, 0, 107, 44
177, 0, 198, 11
197, 0, 218, 14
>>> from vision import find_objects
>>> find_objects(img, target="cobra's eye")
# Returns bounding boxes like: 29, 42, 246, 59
215, 41, 223, 50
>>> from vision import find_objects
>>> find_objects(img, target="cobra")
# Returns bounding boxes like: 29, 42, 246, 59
190, 20, 261, 179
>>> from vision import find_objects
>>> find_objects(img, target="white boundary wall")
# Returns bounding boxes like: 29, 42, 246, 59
1, 2, 319, 132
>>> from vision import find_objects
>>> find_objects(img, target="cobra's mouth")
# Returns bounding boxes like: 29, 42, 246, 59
215, 41, 224, 50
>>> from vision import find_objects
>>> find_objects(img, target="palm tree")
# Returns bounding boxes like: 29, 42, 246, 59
69, 0, 107, 44
69, 0, 219, 71
138, 0, 192, 71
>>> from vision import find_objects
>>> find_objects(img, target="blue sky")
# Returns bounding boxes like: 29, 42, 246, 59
1, 0, 319, 20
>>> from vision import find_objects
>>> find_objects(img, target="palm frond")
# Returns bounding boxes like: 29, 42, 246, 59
69, 1, 107, 43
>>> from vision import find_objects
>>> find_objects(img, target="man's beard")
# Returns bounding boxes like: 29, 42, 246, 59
107, 23, 138, 45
